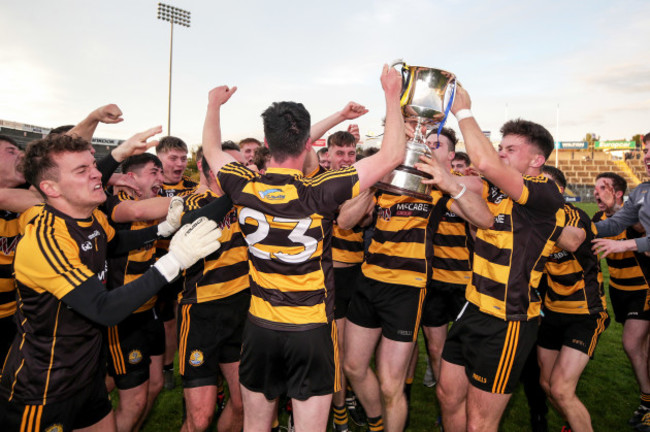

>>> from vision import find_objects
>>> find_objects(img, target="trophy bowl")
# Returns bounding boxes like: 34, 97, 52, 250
375, 60, 457, 201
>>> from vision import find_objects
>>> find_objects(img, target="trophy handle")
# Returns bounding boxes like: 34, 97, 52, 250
390, 59, 410, 98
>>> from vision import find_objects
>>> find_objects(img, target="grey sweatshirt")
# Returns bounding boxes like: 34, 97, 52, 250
594, 181, 650, 252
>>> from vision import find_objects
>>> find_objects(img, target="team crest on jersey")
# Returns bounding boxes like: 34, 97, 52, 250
45, 424, 64, 432
81, 241, 93, 252
128, 350, 143, 364
189, 350, 204, 366
258, 188, 285, 200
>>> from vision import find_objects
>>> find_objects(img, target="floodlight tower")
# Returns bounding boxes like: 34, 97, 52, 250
157, 3, 191, 136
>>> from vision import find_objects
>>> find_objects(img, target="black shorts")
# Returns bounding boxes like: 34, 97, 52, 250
609, 288, 650, 323
421, 280, 467, 327
156, 278, 183, 322
333, 264, 362, 320
347, 276, 426, 342
106, 308, 165, 390
0, 371, 112, 432
538, 309, 610, 358
178, 290, 250, 388
0, 315, 16, 364
239, 320, 339, 401
442, 302, 539, 394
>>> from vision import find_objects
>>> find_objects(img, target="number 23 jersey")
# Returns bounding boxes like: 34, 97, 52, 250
217, 163, 360, 331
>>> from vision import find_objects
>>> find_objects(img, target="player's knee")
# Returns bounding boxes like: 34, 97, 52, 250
549, 380, 574, 405
188, 406, 214, 432
120, 390, 147, 417
379, 377, 403, 401
436, 380, 457, 408
343, 357, 363, 379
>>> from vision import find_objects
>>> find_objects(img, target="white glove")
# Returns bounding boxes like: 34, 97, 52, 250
154, 217, 223, 282
157, 196, 185, 237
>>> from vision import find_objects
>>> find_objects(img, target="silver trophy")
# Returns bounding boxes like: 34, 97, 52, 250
375, 60, 457, 201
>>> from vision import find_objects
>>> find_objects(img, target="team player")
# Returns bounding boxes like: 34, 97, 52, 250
538, 165, 610, 432
436, 85, 572, 432
341, 127, 492, 432
420, 128, 473, 388
156, 136, 199, 389
0, 136, 26, 363
103, 153, 179, 431
201, 65, 407, 432
323, 131, 374, 431
177, 148, 249, 432
591, 172, 650, 428
0, 132, 224, 432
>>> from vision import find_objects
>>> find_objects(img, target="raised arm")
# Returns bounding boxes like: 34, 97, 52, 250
202, 86, 238, 175
452, 86, 526, 200
352, 65, 405, 192
66, 104, 124, 142
302, 103, 369, 175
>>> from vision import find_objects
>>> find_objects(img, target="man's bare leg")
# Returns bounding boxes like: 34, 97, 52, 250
465, 385, 512, 432
217, 362, 244, 432
437, 359, 469, 432
240, 385, 277, 432
375, 337, 416, 431
423, 325, 448, 381
115, 381, 148, 432
293, 394, 334, 432
538, 347, 562, 413
134, 355, 164, 431
343, 321, 383, 419
182, 385, 217, 432
541, 346, 592, 432
623, 319, 650, 393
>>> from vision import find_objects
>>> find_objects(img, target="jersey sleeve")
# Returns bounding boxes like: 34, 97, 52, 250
15, 226, 97, 300
104, 192, 133, 223
217, 162, 257, 203
303, 167, 360, 218
516, 175, 564, 214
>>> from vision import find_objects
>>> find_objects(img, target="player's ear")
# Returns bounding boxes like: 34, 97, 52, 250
40, 179, 61, 199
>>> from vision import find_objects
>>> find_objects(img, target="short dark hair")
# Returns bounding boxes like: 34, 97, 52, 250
122, 153, 162, 174
426, 127, 458, 152
22, 134, 92, 197
327, 131, 356, 149
317, 148, 328, 157
542, 165, 567, 190
47, 125, 75, 136
500, 119, 555, 160
222, 140, 240, 152
156, 136, 188, 154
238, 137, 262, 149
0, 134, 19, 148
643, 133, 650, 145
596, 171, 627, 194
452, 151, 471, 166
261, 102, 310, 163
253, 146, 271, 171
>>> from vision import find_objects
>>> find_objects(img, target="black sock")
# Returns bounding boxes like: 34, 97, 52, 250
367, 415, 384, 431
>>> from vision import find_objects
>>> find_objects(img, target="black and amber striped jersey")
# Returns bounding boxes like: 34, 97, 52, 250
0, 205, 114, 404
0, 209, 20, 319
431, 195, 473, 287
362, 190, 447, 288
180, 190, 249, 303
592, 211, 650, 292
543, 204, 606, 314
217, 162, 360, 330
332, 225, 365, 264
466, 176, 565, 321
308, 165, 365, 265
105, 193, 158, 313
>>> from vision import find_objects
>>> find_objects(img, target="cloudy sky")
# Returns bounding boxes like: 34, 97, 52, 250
1, 0, 648, 148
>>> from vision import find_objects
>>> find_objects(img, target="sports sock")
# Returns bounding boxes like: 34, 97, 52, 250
641, 392, 650, 409
367, 415, 384, 431
163, 362, 174, 371
333, 404, 348, 427
404, 378, 413, 405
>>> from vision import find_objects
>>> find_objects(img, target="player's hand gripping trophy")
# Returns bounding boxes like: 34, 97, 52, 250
375, 60, 457, 201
